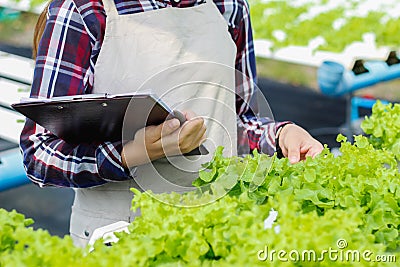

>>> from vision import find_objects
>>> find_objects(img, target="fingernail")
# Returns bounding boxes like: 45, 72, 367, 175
169, 119, 179, 129
289, 156, 298, 164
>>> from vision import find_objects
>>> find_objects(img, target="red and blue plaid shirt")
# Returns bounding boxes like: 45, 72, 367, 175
21, 0, 287, 188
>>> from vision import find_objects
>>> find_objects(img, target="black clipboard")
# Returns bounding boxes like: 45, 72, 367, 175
12, 93, 208, 155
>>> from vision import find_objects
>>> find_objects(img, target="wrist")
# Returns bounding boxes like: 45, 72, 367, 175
277, 124, 294, 143
275, 123, 292, 158
122, 140, 162, 168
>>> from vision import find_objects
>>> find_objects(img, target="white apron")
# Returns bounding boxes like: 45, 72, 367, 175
70, 0, 237, 247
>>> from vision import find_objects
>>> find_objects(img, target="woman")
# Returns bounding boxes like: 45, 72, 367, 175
22, 0, 323, 246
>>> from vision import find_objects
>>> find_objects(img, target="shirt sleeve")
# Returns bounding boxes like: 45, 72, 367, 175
234, 0, 291, 156
20, 0, 133, 188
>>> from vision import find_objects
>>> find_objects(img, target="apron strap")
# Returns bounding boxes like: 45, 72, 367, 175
102, 0, 119, 18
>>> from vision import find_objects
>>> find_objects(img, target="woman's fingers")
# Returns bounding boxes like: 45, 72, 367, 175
181, 110, 197, 120
129, 110, 207, 162
154, 113, 206, 155
279, 124, 324, 164
160, 118, 181, 137
305, 141, 323, 156
189, 122, 207, 148
286, 144, 301, 164
177, 117, 206, 153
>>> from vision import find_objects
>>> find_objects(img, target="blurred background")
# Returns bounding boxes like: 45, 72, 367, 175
0, 0, 399, 237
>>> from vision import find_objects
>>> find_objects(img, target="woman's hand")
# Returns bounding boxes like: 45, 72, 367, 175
121, 111, 206, 168
278, 124, 323, 164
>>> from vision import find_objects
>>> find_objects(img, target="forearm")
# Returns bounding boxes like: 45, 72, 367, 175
20, 119, 131, 188
121, 140, 157, 169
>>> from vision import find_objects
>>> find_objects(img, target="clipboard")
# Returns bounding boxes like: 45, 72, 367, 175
12, 93, 208, 155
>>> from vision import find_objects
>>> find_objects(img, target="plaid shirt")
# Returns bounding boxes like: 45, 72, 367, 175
21, 0, 288, 188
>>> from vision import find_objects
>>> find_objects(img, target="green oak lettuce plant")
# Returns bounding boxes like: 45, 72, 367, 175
361, 101, 400, 160
1, 101, 399, 266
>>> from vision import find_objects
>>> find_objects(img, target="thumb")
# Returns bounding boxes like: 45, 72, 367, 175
286, 143, 300, 164
161, 119, 180, 137
145, 119, 180, 143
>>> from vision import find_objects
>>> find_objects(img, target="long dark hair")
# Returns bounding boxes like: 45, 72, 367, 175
33, 1, 52, 59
